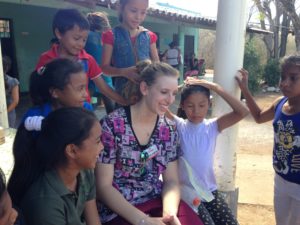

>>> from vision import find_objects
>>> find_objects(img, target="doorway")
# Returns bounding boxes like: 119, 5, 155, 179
0, 18, 18, 78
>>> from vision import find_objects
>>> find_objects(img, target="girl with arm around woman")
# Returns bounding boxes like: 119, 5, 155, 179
167, 76, 248, 225
95, 61, 204, 225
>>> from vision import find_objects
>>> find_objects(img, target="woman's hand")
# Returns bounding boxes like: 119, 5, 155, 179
235, 68, 249, 91
167, 215, 181, 225
138, 215, 174, 225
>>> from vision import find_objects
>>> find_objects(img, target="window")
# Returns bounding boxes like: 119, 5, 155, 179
0, 19, 10, 38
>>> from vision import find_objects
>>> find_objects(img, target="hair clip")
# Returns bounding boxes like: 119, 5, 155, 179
37, 66, 46, 75
24, 116, 44, 131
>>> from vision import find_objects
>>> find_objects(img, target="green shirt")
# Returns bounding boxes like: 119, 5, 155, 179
20, 169, 96, 225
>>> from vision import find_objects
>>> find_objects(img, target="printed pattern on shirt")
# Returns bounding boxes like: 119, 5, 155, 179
98, 107, 181, 222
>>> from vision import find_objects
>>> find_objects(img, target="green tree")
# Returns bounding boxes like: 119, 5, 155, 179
243, 40, 263, 93
263, 58, 280, 86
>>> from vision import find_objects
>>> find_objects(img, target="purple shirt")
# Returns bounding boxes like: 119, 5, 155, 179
98, 107, 181, 222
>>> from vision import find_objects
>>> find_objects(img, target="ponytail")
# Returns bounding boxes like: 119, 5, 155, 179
8, 107, 98, 206
7, 124, 42, 206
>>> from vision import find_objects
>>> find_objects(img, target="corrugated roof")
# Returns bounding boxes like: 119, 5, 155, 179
70, 0, 217, 28
65, 0, 272, 33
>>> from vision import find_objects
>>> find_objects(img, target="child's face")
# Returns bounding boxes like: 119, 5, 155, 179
52, 71, 88, 108
121, 0, 148, 30
141, 75, 178, 116
280, 65, 300, 99
0, 191, 18, 225
72, 121, 103, 169
55, 25, 89, 57
182, 92, 210, 124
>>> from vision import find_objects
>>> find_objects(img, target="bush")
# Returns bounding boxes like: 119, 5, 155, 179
243, 40, 263, 93
263, 58, 280, 87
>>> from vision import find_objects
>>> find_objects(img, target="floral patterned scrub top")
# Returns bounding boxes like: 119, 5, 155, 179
98, 106, 181, 222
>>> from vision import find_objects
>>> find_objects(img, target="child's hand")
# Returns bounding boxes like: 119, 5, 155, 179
235, 69, 249, 91
124, 66, 139, 83
185, 77, 218, 91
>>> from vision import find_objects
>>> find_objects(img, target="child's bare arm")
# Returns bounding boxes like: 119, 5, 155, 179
165, 109, 175, 120
93, 76, 128, 106
236, 69, 277, 124
101, 44, 139, 83
212, 83, 248, 132
186, 77, 249, 132
150, 43, 159, 62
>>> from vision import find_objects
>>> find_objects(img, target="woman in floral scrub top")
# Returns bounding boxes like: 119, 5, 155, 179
96, 61, 204, 225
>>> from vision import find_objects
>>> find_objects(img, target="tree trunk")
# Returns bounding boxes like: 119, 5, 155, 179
278, 0, 300, 51
280, 13, 290, 57
295, 30, 300, 52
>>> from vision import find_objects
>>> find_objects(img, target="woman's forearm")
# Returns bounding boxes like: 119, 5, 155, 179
97, 184, 146, 225
162, 180, 180, 217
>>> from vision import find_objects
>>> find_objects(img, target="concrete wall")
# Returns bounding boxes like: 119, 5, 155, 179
0, 2, 56, 92
0, 1, 199, 92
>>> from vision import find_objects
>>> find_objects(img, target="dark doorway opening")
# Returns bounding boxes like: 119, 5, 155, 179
0, 19, 18, 79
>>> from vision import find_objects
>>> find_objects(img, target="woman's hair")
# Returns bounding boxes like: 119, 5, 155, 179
52, 8, 89, 40
281, 54, 300, 74
177, 85, 210, 119
117, 0, 149, 22
123, 60, 179, 103
30, 58, 84, 105
8, 107, 98, 206
87, 12, 111, 32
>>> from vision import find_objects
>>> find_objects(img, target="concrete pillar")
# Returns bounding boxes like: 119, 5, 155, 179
212, 0, 248, 211
0, 41, 9, 128
178, 26, 185, 84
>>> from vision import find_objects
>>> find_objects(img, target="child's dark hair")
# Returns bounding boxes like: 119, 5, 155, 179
281, 54, 300, 74
8, 107, 98, 206
177, 85, 210, 119
118, 0, 149, 22
30, 58, 84, 105
87, 11, 111, 32
2, 55, 11, 90
53, 8, 89, 37
123, 60, 179, 103
2, 55, 11, 74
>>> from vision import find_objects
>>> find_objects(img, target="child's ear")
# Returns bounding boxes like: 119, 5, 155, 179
49, 88, 59, 99
54, 28, 62, 40
65, 144, 77, 160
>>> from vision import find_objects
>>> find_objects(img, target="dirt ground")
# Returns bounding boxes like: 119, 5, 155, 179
236, 92, 281, 225
0, 92, 280, 225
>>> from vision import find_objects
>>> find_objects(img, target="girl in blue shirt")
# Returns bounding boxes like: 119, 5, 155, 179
237, 55, 300, 225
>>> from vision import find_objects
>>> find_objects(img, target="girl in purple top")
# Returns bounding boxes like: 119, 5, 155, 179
96, 61, 204, 225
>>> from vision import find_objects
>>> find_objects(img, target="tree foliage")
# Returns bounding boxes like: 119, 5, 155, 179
243, 40, 263, 93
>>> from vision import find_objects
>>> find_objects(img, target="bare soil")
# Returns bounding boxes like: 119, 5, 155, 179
236, 92, 281, 225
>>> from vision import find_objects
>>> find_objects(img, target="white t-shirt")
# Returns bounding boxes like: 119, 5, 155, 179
174, 116, 219, 192
166, 48, 180, 66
